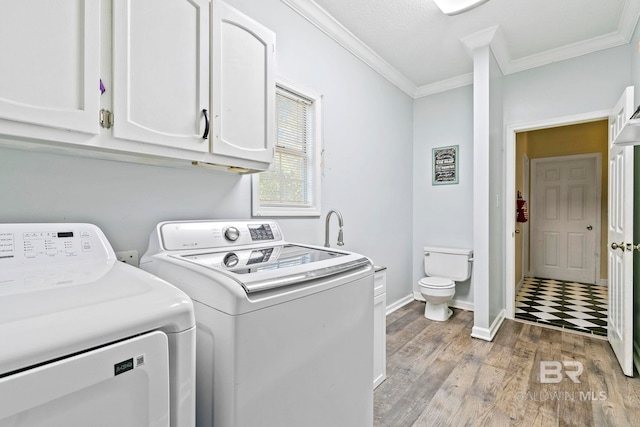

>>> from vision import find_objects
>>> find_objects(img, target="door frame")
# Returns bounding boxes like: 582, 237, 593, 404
504, 109, 611, 319
529, 153, 602, 285
522, 154, 530, 280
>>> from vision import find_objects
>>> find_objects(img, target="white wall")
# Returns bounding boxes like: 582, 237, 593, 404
503, 45, 631, 125
0, 0, 414, 308
227, 0, 415, 306
489, 51, 505, 323
413, 42, 633, 317
0, 148, 252, 248
632, 24, 640, 106
412, 86, 474, 307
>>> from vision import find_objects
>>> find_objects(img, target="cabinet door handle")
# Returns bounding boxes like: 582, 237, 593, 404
202, 109, 210, 139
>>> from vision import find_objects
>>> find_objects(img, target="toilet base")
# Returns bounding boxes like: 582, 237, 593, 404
424, 301, 453, 322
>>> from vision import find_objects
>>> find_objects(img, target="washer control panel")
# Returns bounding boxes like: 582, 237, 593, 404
159, 220, 283, 251
0, 223, 113, 265
248, 224, 274, 241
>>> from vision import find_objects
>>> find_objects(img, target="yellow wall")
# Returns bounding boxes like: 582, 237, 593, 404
515, 120, 608, 286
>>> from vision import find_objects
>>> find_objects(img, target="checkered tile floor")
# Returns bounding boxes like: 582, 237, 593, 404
515, 277, 608, 336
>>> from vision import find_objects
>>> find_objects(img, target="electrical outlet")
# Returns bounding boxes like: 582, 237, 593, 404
116, 250, 139, 267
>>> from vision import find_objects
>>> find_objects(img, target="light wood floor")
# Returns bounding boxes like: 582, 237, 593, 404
374, 301, 640, 426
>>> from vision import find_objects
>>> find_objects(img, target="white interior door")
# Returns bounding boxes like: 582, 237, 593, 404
531, 155, 599, 284
608, 86, 634, 377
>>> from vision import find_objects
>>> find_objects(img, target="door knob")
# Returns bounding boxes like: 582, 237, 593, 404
611, 242, 626, 251
515, 229, 520, 234
586, 225, 593, 230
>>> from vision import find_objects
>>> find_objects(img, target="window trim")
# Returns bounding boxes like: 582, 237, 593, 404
252, 78, 322, 217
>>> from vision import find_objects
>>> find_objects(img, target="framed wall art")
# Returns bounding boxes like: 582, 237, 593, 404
432, 145, 458, 185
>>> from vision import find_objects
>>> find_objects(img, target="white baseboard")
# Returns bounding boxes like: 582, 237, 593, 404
595, 278, 608, 287
471, 309, 506, 342
450, 299, 474, 311
411, 291, 474, 312
385, 294, 414, 316
634, 340, 640, 376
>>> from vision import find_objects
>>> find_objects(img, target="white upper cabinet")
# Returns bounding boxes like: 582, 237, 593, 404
113, 0, 210, 152
0, 0, 100, 134
211, 2, 275, 164
0, 1, 275, 172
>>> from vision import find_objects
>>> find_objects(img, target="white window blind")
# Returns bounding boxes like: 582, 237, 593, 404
252, 82, 321, 217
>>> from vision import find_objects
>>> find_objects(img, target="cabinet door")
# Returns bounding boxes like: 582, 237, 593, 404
211, 2, 275, 164
373, 292, 386, 388
0, 1, 100, 134
113, 0, 209, 152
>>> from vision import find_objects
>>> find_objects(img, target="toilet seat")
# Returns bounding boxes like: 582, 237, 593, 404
419, 277, 454, 289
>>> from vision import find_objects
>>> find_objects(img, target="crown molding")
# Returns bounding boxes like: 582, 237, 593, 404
414, 73, 473, 98
505, 32, 630, 75
280, 0, 417, 97
281, 0, 640, 99
500, 0, 640, 75
460, 25, 499, 51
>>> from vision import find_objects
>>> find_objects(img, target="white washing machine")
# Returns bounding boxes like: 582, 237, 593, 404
0, 223, 196, 427
141, 220, 374, 427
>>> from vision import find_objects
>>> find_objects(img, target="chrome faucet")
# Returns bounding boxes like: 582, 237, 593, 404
324, 209, 344, 247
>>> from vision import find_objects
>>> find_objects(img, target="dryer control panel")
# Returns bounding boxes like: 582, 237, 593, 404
0, 223, 114, 266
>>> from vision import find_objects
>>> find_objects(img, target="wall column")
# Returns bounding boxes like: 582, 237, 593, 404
462, 26, 506, 340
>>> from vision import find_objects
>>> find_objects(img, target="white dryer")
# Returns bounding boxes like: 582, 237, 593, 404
141, 220, 374, 427
0, 223, 196, 427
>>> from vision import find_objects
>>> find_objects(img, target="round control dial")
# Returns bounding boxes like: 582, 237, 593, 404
223, 252, 239, 268
224, 226, 240, 242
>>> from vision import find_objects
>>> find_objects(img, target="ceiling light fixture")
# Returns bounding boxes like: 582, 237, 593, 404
433, 0, 490, 15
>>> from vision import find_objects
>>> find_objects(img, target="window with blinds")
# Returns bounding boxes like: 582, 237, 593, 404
252, 82, 321, 216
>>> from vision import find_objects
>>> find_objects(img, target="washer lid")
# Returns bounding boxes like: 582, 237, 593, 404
178, 244, 370, 293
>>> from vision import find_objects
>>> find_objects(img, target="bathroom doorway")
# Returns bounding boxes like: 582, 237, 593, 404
512, 120, 609, 337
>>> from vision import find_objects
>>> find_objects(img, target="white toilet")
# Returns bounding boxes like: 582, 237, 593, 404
418, 246, 473, 321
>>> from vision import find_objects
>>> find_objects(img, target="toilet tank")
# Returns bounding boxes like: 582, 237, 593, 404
423, 246, 473, 282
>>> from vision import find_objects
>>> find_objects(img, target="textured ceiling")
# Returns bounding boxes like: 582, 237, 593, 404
296, 0, 639, 95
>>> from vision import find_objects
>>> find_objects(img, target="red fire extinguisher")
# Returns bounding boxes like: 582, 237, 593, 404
517, 192, 528, 223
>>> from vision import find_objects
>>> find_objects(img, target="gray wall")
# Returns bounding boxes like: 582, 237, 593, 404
0, 0, 414, 308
